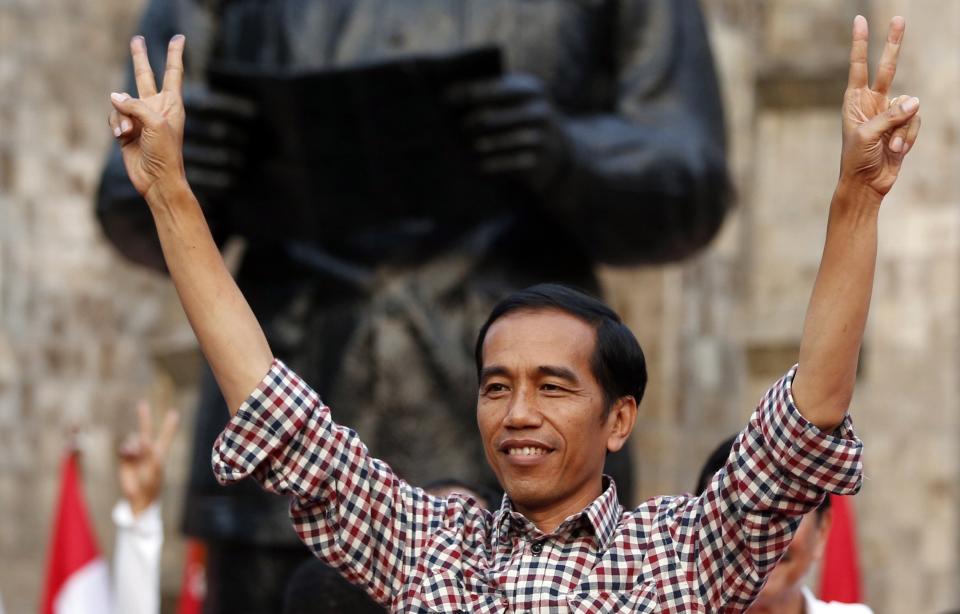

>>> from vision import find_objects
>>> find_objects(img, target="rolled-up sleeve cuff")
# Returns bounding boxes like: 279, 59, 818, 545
760, 365, 863, 495
211, 359, 318, 485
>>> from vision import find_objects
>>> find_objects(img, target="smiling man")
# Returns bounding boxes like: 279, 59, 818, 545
106, 14, 919, 612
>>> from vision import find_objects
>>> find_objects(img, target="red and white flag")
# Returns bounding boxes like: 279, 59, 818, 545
40, 452, 112, 614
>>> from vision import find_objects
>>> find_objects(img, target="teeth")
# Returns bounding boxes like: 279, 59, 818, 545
508, 446, 548, 456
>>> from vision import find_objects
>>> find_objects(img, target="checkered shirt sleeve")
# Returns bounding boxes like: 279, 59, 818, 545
211, 359, 479, 608
676, 364, 863, 610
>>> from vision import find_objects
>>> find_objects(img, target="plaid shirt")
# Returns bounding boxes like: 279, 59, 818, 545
213, 360, 862, 613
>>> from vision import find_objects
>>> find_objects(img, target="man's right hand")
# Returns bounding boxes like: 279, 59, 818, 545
182, 85, 257, 196
108, 35, 188, 201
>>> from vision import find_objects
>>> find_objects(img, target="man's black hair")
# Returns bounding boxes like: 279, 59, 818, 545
474, 283, 647, 411
695, 435, 831, 516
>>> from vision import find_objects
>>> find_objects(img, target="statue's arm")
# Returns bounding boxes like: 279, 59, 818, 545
546, 0, 730, 264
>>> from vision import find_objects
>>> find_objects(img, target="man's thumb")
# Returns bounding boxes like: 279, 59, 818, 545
862, 96, 919, 140
110, 92, 159, 128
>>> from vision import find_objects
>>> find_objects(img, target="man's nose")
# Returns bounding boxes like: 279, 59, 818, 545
503, 390, 542, 428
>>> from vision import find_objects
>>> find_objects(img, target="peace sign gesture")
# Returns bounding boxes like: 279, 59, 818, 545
108, 35, 188, 200
118, 401, 180, 516
840, 16, 921, 197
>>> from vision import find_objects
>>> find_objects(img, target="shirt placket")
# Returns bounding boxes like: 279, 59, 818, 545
509, 530, 555, 613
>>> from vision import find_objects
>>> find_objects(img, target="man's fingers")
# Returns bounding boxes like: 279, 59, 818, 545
155, 409, 181, 459
886, 95, 909, 152
131, 36, 158, 98
872, 16, 905, 95
902, 112, 921, 155
110, 92, 160, 128
888, 126, 907, 154
107, 109, 134, 138
847, 15, 870, 90
162, 35, 186, 95
861, 95, 919, 140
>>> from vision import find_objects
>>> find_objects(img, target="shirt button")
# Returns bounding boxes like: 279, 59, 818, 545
530, 541, 543, 555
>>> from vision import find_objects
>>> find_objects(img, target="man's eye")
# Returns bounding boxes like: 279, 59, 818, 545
484, 383, 508, 394
541, 383, 565, 392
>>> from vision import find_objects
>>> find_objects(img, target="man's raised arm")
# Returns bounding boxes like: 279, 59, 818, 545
108, 35, 272, 413
792, 15, 921, 431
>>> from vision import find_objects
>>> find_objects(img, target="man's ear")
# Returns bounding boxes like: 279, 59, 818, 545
605, 395, 638, 453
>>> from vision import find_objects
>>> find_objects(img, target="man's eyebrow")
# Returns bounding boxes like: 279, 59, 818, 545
537, 365, 580, 383
479, 365, 510, 383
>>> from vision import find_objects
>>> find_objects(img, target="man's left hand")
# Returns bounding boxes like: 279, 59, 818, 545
840, 16, 921, 198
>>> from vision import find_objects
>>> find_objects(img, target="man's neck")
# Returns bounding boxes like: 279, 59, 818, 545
514, 481, 605, 534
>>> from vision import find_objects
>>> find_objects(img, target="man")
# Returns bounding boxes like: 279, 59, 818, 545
105, 13, 919, 611
96, 5, 730, 606
696, 437, 873, 614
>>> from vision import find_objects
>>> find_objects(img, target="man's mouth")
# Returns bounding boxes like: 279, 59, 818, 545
506, 446, 551, 457
498, 440, 555, 461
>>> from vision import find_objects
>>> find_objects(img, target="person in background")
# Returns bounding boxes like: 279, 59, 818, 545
696, 435, 873, 614
112, 402, 180, 614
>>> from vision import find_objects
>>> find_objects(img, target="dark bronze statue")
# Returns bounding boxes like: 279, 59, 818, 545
96, 1, 729, 611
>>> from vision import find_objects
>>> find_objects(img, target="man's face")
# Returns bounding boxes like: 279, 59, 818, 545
477, 308, 631, 518
746, 510, 832, 613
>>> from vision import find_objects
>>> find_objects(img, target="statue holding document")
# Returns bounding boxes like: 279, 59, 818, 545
96, 0, 730, 610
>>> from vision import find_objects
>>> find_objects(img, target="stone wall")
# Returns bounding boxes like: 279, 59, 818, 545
0, 1, 194, 612
0, 1, 957, 612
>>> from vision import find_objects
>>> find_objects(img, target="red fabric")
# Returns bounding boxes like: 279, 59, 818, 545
39, 452, 103, 614
819, 494, 863, 603
176, 539, 207, 614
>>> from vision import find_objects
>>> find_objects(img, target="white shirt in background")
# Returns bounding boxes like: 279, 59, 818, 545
803, 587, 874, 613
112, 501, 163, 614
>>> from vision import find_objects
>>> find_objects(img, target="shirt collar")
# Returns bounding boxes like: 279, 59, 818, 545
491, 476, 622, 550
581, 477, 622, 549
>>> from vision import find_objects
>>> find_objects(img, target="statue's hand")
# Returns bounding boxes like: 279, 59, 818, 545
117, 402, 180, 517
108, 35, 188, 200
839, 16, 920, 197
446, 73, 569, 193
182, 84, 257, 196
